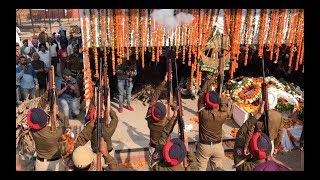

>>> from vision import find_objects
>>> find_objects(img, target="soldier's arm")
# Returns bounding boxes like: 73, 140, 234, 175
103, 154, 119, 171
219, 95, 228, 112
156, 111, 177, 147
105, 108, 119, 138
149, 80, 167, 105
74, 123, 94, 148
57, 111, 69, 131
233, 104, 264, 171
233, 116, 259, 171
198, 72, 218, 98
37, 90, 49, 109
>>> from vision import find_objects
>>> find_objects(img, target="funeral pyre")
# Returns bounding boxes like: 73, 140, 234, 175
223, 76, 304, 121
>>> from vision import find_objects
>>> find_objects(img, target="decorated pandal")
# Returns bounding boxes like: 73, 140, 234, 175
223, 76, 304, 152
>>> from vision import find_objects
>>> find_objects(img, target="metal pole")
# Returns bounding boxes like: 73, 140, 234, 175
29, 9, 35, 35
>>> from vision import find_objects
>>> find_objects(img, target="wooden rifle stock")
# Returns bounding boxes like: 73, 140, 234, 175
48, 65, 56, 132
261, 55, 269, 136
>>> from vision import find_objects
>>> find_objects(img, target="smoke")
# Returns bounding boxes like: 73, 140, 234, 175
151, 9, 194, 29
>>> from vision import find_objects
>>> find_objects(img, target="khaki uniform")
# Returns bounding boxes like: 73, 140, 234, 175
233, 116, 260, 171
151, 117, 198, 171
196, 79, 228, 171
74, 108, 119, 171
32, 91, 69, 171
145, 80, 169, 168
245, 110, 284, 153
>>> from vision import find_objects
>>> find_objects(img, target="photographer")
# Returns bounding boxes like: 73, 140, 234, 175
56, 69, 81, 119
116, 58, 137, 113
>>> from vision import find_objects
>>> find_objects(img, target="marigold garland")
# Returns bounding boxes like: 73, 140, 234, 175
275, 9, 286, 62
91, 9, 99, 78
82, 9, 93, 110
258, 9, 267, 57
288, 9, 299, 67
268, 9, 279, 60
244, 9, 252, 66
101, 9, 107, 65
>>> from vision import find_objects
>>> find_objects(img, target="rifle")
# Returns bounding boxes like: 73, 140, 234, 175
103, 60, 111, 126
173, 58, 188, 169
48, 65, 56, 132
218, 33, 225, 97
261, 55, 269, 136
93, 58, 104, 171
166, 38, 173, 118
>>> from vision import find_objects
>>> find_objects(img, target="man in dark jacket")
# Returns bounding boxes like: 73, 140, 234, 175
196, 72, 228, 171
116, 58, 137, 112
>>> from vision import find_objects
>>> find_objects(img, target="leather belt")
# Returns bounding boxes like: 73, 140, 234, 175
37, 156, 61, 162
200, 140, 222, 145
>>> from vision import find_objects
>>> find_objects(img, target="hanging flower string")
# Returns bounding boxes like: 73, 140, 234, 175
82, 10, 93, 110
101, 9, 107, 65
296, 10, 304, 69
151, 11, 156, 61
90, 9, 99, 78
299, 41, 304, 66
275, 9, 286, 62
288, 10, 299, 67
257, 9, 267, 57
141, 9, 147, 68
134, 9, 140, 61
244, 9, 252, 66
224, 9, 231, 35
109, 10, 116, 75
268, 9, 279, 60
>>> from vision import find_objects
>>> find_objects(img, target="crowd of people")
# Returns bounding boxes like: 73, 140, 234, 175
16, 24, 302, 171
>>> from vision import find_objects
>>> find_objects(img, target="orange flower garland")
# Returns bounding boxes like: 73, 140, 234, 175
258, 9, 267, 57
134, 9, 140, 61
101, 9, 107, 65
299, 42, 304, 65
151, 12, 156, 61
295, 10, 304, 70
244, 9, 252, 66
141, 9, 147, 68
268, 9, 279, 60
124, 9, 129, 60
288, 10, 299, 67
109, 10, 116, 75
224, 9, 231, 35
82, 9, 93, 110
275, 9, 286, 62
91, 9, 99, 78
